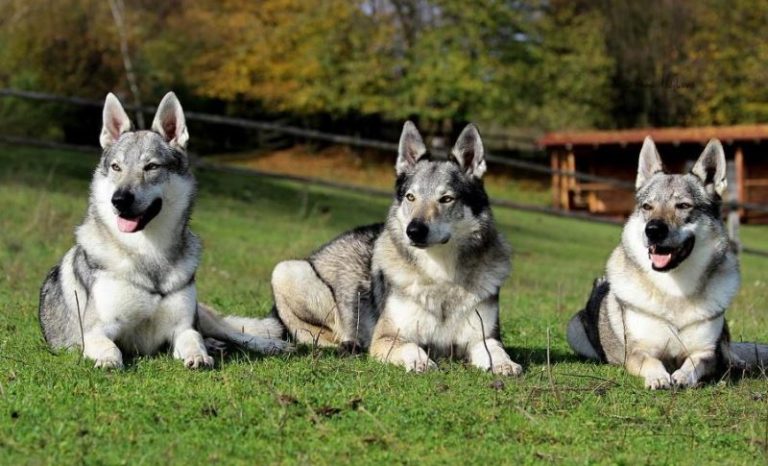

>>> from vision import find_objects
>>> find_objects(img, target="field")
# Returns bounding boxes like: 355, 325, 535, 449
1, 145, 768, 465
217, 144, 552, 206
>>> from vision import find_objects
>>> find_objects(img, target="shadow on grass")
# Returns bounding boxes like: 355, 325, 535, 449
200, 342, 355, 367
506, 345, 583, 366
223, 342, 586, 368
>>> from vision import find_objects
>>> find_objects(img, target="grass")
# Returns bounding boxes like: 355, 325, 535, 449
1, 144, 768, 465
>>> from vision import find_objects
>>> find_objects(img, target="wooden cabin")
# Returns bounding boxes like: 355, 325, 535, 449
539, 126, 768, 223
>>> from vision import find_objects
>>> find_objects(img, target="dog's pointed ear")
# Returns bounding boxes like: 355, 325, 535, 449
151, 92, 189, 149
450, 123, 486, 179
100, 93, 132, 149
636, 136, 663, 188
692, 139, 727, 197
396, 121, 428, 174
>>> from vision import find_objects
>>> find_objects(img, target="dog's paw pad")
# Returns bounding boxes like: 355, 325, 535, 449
184, 354, 214, 369
492, 362, 523, 377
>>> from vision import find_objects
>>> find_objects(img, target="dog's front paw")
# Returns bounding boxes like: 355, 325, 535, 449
94, 356, 123, 370
492, 361, 523, 377
406, 358, 437, 373
398, 344, 436, 373
671, 368, 699, 388
644, 371, 671, 390
184, 353, 214, 369
91, 347, 123, 370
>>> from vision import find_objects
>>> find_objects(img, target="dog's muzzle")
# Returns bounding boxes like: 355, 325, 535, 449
112, 190, 162, 233
645, 220, 695, 272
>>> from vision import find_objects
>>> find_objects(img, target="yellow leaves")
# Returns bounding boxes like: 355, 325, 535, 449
0, 0, 615, 128
0, 0, 122, 96
674, 0, 768, 125
174, 0, 364, 112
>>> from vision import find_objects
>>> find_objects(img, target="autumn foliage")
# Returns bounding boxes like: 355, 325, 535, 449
1, 0, 767, 137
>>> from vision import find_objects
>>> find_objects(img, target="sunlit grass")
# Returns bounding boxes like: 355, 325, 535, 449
1, 145, 767, 464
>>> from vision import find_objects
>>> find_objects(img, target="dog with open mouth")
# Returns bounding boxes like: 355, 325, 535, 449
38, 92, 290, 369
566, 136, 768, 389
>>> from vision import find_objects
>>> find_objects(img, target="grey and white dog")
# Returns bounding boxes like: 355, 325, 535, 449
567, 137, 768, 389
39, 92, 288, 369
271, 122, 522, 375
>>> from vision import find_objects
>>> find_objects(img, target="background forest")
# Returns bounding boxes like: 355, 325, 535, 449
2, 0, 768, 148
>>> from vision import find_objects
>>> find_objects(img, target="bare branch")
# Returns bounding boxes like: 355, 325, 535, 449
108, 0, 145, 128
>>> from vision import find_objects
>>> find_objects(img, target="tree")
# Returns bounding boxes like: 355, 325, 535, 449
0, 0, 124, 140
600, 0, 696, 127
160, 0, 613, 132
674, 0, 768, 125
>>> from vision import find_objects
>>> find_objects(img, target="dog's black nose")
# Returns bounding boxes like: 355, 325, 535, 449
111, 190, 135, 213
406, 220, 429, 244
645, 220, 669, 243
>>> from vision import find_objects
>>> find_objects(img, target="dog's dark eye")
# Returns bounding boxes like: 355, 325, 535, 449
406, 193, 416, 202
144, 163, 159, 171
676, 202, 693, 210
110, 162, 121, 172
641, 203, 653, 211
439, 195, 454, 204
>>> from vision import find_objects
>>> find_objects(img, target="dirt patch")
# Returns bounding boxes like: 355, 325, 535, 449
216, 144, 550, 204
223, 145, 396, 190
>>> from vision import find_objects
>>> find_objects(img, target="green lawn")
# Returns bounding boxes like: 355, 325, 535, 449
1, 145, 768, 465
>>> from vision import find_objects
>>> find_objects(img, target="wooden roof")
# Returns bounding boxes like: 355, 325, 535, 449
539, 124, 768, 148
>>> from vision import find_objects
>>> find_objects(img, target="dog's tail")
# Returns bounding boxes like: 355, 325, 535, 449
567, 277, 610, 362
728, 342, 768, 373
197, 303, 292, 355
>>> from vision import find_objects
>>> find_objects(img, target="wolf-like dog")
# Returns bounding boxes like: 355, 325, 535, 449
270, 122, 522, 375
567, 137, 768, 389
39, 92, 288, 369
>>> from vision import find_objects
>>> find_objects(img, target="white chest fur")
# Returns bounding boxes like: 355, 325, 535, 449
91, 274, 197, 354
604, 233, 740, 362
384, 292, 500, 356
75, 215, 200, 354
614, 303, 724, 359
608, 257, 736, 360
380, 247, 505, 353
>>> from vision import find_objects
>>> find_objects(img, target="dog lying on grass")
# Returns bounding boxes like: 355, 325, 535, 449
270, 122, 522, 375
39, 92, 290, 369
567, 137, 768, 389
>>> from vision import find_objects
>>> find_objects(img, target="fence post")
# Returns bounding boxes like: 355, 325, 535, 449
550, 149, 561, 210
726, 157, 741, 252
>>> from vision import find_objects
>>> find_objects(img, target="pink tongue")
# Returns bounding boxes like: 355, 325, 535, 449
650, 253, 672, 269
117, 216, 141, 233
